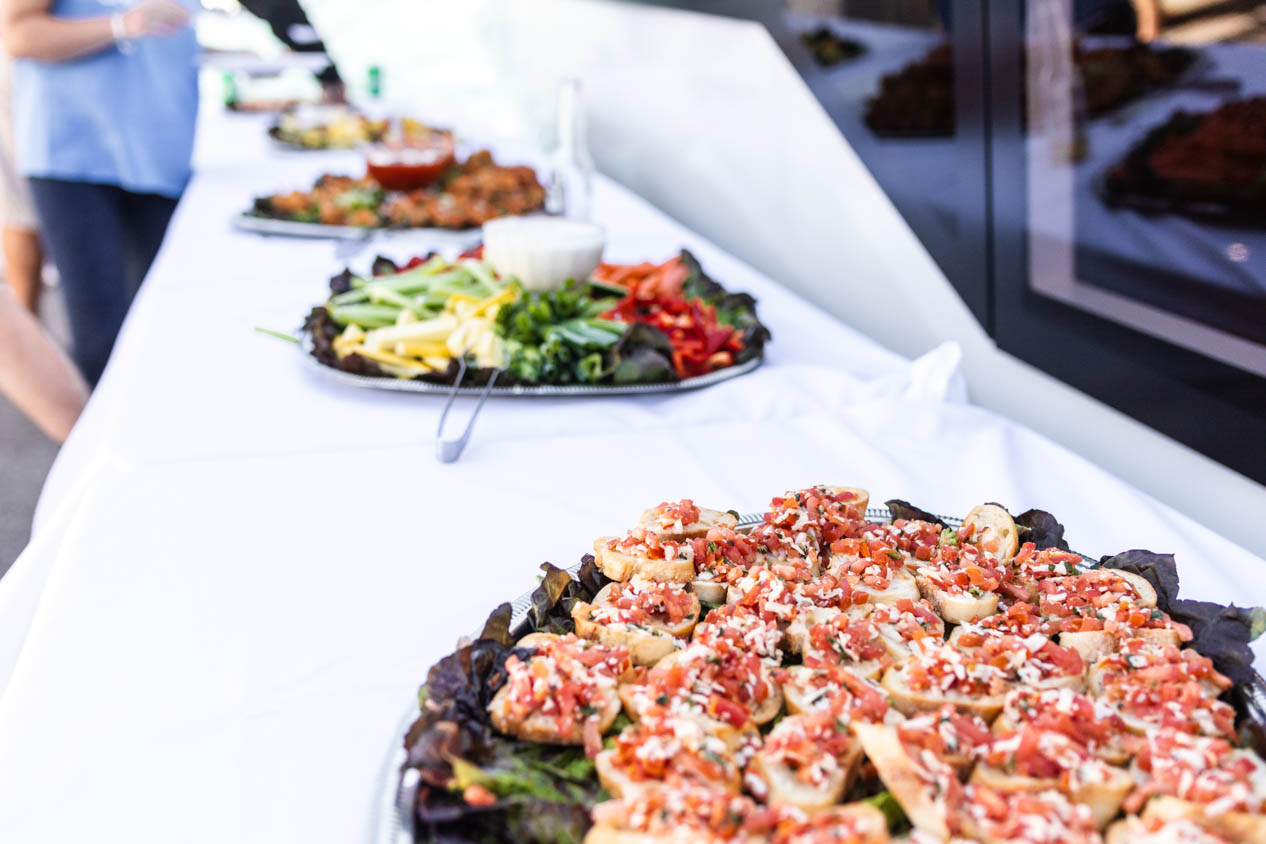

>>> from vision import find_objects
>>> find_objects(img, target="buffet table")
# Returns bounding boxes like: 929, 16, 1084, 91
0, 97, 1264, 844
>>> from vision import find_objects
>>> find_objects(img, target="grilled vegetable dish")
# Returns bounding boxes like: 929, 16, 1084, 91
401, 490, 1266, 843
249, 150, 545, 230
268, 108, 445, 150
303, 249, 769, 386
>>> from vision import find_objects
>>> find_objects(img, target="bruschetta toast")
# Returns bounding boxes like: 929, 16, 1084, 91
970, 725, 1135, 828
746, 711, 863, 812
594, 532, 697, 583
586, 783, 774, 843
779, 662, 893, 723
770, 803, 889, 844
573, 578, 701, 665
880, 640, 1011, 721
487, 634, 631, 753
853, 722, 960, 839
594, 712, 746, 798
636, 499, 738, 541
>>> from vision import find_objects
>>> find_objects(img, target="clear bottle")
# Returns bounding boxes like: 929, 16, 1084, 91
546, 77, 595, 220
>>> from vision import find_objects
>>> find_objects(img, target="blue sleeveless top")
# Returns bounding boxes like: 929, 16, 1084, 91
13, 0, 198, 198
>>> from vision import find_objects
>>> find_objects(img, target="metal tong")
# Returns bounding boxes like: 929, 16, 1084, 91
435, 356, 501, 463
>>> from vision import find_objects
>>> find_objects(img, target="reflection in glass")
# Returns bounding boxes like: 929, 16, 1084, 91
1026, 0, 1266, 376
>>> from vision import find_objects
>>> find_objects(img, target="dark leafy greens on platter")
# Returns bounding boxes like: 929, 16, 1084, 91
405, 561, 612, 843
400, 492, 1266, 843
303, 249, 768, 388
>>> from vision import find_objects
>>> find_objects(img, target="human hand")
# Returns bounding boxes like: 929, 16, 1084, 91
122, 0, 190, 39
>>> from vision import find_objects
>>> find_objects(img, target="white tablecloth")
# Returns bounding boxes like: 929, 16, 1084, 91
0, 102, 1263, 844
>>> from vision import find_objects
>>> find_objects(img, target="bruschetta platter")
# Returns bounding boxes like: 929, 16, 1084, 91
383, 490, 1266, 844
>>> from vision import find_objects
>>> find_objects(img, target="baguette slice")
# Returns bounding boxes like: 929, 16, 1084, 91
853, 722, 954, 840
747, 713, 863, 813
780, 664, 897, 723
1140, 795, 1266, 843
690, 577, 728, 605
572, 582, 700, 666
488, 682, 622, 745
771, 803, 888, 844
991, 712, 1131, 766
749, 742, 861, 814
1056, 630, 1118, 664
594, 537, 696, 583
516, 631, 565, 649
915, 572, 999, 624
970, 761, 1134, 829
962, 504, 1019, 563
594, 719, 743, 799
620, 648, 783, 726
636, 504, 738, 540
1103, 568, 1159, 608
818, 485, 871, 516
850, 567, 922, 606
881, 665, 1006, 722
1105, 816, 1234, 844
586, 786, 771, 844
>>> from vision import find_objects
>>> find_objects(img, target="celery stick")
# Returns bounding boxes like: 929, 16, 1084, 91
329, 267, 462, 306
329, 287, 371, 306
366, 285, 420, 317
456, 259, 500, 295
254, 327, 300, 344
328, 304, 402, 329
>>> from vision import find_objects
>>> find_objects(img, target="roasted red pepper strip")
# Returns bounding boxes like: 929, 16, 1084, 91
603, 289, 744, 378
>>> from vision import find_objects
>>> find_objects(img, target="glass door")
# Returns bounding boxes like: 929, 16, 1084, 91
991, 0, 1266, 483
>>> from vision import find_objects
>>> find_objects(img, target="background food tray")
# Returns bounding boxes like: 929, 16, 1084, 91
232, 213, 484, 245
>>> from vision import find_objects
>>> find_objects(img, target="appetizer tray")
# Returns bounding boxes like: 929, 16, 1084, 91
374, 496, 1266, 844
245, 152, 545, 233
298, 249, 770, 395
298, 332, 762, 396
266, 110, 448, 152
231, 213, 482, 244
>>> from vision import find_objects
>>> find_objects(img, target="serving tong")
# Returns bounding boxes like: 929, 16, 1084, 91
434, 356, 501, 463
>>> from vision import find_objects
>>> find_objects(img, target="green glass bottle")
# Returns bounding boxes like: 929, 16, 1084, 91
367, 65, 382, 99
222, 71, 238, 108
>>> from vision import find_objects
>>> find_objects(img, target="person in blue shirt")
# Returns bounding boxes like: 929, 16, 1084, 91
2, 0, 194, 385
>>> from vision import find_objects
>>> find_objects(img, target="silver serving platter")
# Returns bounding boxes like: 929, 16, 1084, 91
299, 332, 764, 397
232, 213, 483, 245
371, 508, 1266, 844
372, 508, 891, 844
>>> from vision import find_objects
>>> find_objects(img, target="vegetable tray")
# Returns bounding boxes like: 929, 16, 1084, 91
297, 331, 762, 397
371, 505, 1266, 844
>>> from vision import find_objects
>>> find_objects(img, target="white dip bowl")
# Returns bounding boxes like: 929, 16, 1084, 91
482, 217, 606, 292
